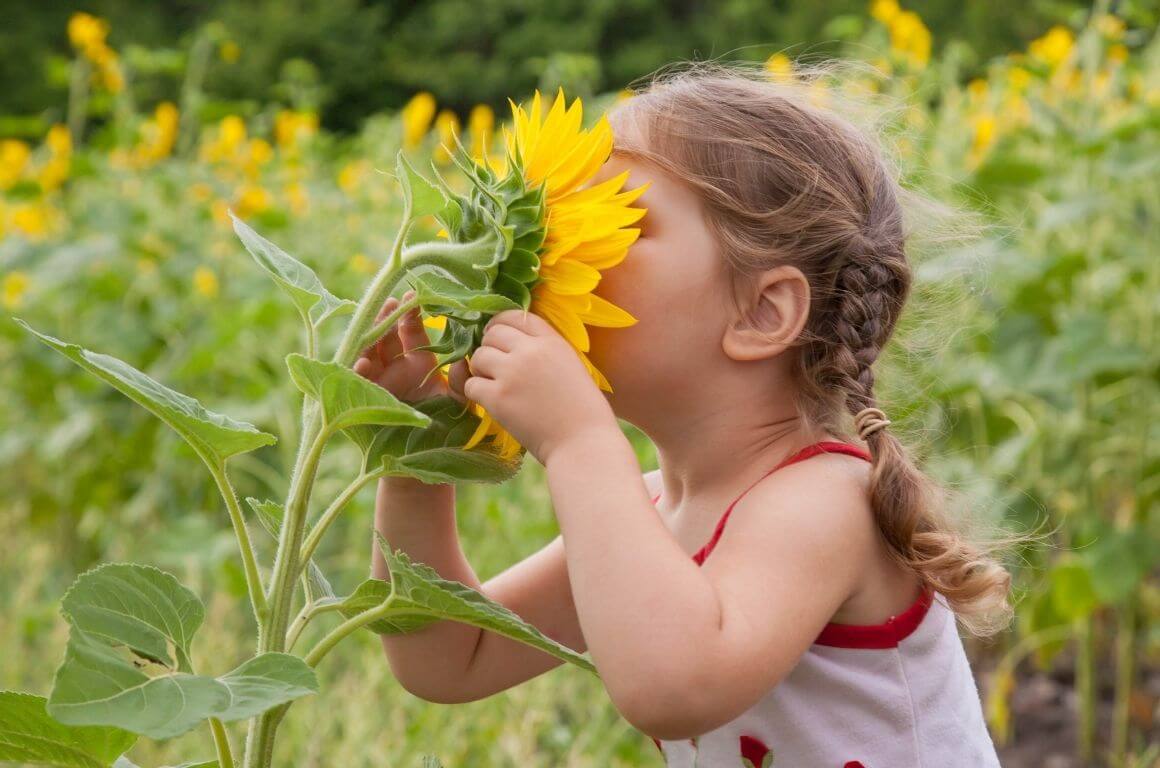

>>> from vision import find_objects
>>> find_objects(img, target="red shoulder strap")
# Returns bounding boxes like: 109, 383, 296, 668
649, 441, 872, 565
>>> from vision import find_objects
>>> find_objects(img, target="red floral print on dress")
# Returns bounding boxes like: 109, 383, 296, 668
844, 762, 867, 767
739, 733, 773, 767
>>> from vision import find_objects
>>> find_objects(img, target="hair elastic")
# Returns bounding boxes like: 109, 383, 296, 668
854, 406, 891, 440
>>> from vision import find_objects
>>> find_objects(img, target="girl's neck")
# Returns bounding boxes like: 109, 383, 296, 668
649, 415, 839, 513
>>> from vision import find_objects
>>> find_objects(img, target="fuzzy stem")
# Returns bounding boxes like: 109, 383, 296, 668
298, 473, 377, 571
304, 595, 397, 668
209, 718, 235, 768
286, 599, 346, 653
206, 458, 267, 637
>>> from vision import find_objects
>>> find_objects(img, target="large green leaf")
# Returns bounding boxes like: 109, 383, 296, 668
0, 691, 136, 768
59, 563, 203, 673
285, 353, 432, 437
356, 532, 596, 674
15, 319, 276, 464
229, 211, 355, 327
47, 564, 319, 739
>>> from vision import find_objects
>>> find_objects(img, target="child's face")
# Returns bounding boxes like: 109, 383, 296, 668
583, 146, 734, 425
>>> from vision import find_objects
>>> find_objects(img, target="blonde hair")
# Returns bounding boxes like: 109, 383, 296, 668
610, 57, 1024, 637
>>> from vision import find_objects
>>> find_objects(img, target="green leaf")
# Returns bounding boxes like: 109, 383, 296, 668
338, 579, 439, 635
396, 151, 447, 219
378, 448, 521, 485
60, 563, 204, 673
1049, 558, 1098, 622
363, 396, 522, 483
213, 653, 320, 721
284, 354, 432, 436
230, 211, 356, 327
15, 319, 276, 464
47, 564, 319, 739
0, 691, 136, 768
367, 532, 596, 674
113, 760, 216, 768
405, 271, 523, 315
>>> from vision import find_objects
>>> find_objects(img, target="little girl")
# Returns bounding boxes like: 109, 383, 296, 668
357, 61, 1013, 767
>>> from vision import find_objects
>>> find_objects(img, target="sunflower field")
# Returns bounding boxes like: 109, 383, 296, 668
1, 2, 1157, 767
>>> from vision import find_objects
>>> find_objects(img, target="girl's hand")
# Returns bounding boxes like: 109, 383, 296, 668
353, 289, 470, 404
463, 309, 620, 466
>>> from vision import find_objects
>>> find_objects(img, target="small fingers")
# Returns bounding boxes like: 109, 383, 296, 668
465, 346, 504, 378
480, 324, 520, 353
447, 359, 470, 402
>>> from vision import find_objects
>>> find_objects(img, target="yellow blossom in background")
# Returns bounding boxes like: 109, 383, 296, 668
10, 204, 50, 240
234, 185, 272, 217
401, 91, 437, 150
967, 112, 997, 169
67, 13, 124, 93
66, 13, 109, 62
468, 104, 495, 163
2, 271, 30, 310
1108, 44, 1128, 65
193, 265, 219, 298
1029, 25, 1074, 70
131, 101, 179, 166
967, 78, 989, 105
432, 109, 460, 165
284, 182, 308, 214
888, 10, 931, 69
1007, 67, 1031, 92
870, 0, 900, 25
337, 160, 367, 195
765, 53, 793, 84
0, 140, 31, 190
1095, 13, 1125, 40
274, 110, 318, 150
41, 123, 73, 190
97, 58, 124, 92
348, 252, 374, 274
200, 115, 248, 164
243, 138, 274, 178
220, 40, 241, 63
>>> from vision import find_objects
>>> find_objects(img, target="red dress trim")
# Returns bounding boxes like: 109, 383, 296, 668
649, 441, 934, 650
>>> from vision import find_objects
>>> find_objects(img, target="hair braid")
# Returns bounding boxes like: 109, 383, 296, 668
609, 58, 1017, 635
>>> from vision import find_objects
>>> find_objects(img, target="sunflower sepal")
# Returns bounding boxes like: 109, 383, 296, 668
394, 150, 446, 221
360, 395, 524, 483
405, 271, 524, 316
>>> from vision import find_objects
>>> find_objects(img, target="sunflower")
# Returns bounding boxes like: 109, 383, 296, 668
418, 87, 648, 461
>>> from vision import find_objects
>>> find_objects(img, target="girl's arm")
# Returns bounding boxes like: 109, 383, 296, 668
544, 428, 873, 741
374, 475, 484, 700
376, 470, 662, 703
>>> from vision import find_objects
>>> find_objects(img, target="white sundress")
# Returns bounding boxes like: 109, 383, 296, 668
641, 441, 1002, 768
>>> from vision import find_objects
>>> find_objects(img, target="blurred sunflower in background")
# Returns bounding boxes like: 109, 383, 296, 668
421, 88, 648, 460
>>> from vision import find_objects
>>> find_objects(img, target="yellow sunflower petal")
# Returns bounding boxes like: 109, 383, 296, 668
580, 292, 637, 327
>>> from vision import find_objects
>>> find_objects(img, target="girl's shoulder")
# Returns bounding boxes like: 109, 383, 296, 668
750, 447, 923, 627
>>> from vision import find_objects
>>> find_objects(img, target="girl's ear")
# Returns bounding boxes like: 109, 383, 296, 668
721, 265, 811, 362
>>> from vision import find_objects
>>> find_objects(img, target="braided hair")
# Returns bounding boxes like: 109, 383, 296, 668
610, 58, 1015, 635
